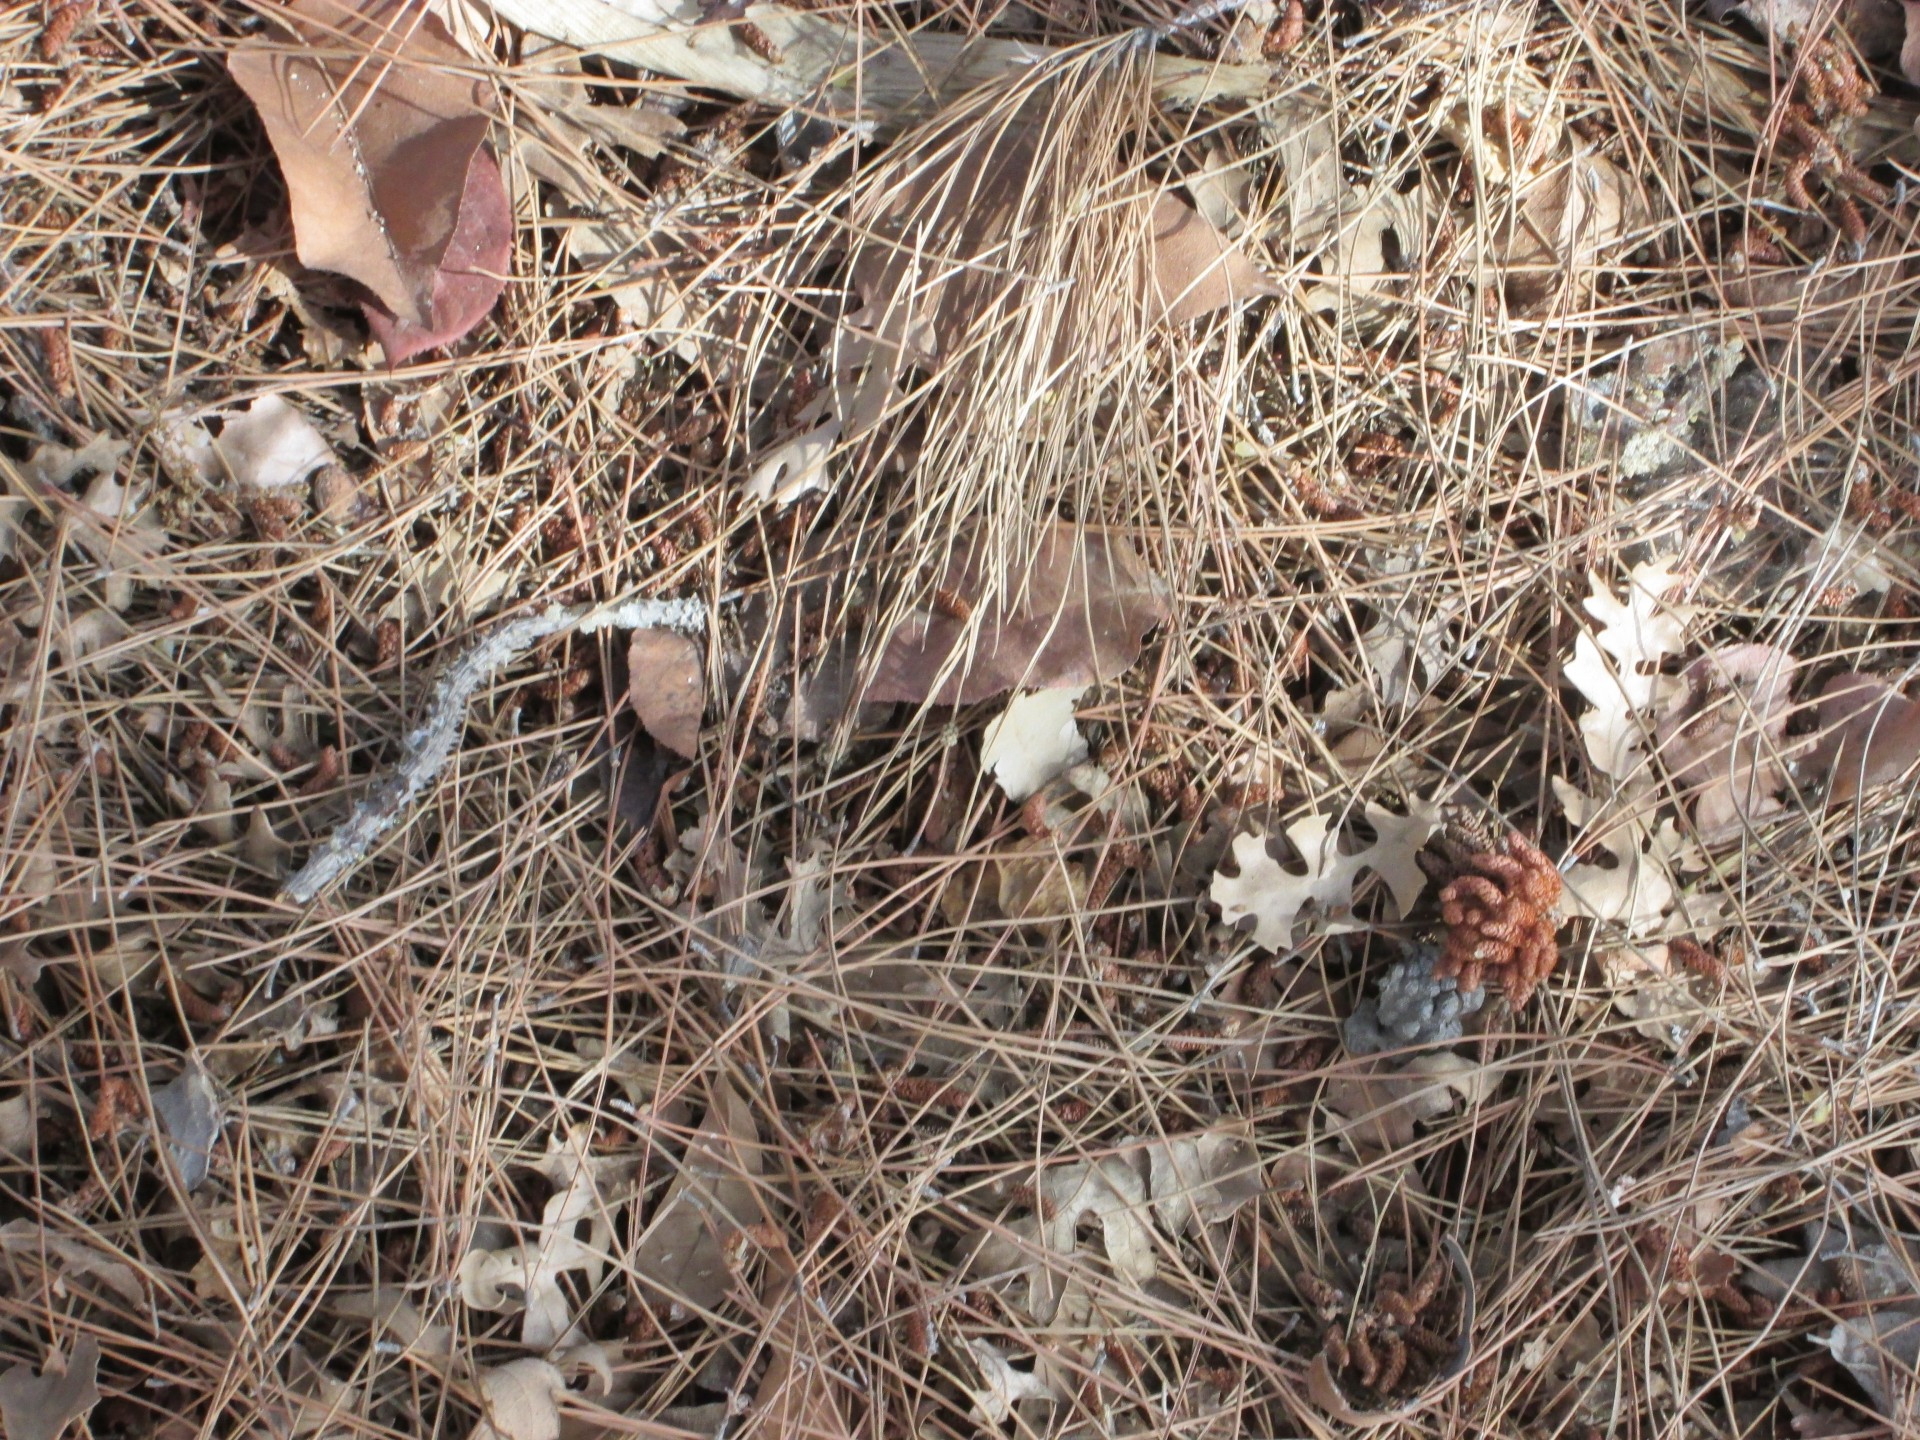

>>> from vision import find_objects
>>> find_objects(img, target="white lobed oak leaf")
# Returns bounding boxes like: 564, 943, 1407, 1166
458, 1126, 634, 1350
1211, 797, 1440, 951
1553, 778, 1687, 936
1041, 1156, 1158, 1285
1564, 561, 1695, 778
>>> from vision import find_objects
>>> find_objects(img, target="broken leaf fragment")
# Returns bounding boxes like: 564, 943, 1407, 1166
152, 1059, 222, 1192
964, 1339, 1059, 1424
980, 687, 1088, 801
847, 119, 1274, 372
631, 1082, 763, 1321
1482, 150, 1648, 304
470, 1357, 564, 1440
1652, 642, 1794, 836
1323, 1051, 1487, 1154
227, 0, 511, 363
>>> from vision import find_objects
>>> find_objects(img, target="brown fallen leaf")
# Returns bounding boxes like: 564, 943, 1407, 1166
627, 628, 704, 758
1322, 1052, 1485, 1156
632, 1082, 763, 1321
1803, 670, 1920, 803
848, 117, 1275, 373
0, 1336, 100, 1440
469, 1357, 564, 1440
1488, 150, 1648, 304
744, 1254, 854, 1440
867, 523, 1168, 706
0, 1221, 142, 1305
228, 0, 511, 363
1653, 643, 1795, 836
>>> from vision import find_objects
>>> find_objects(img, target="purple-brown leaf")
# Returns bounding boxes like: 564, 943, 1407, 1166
866, 523, 1169, 707
228, 0, 509, 363
1804, 670, 1920, 803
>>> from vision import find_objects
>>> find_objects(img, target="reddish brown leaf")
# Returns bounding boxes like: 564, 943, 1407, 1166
1653, 642, 1795, 835
627, 628, 705, 758
866, 523, 1168, 706
848, 121, 1275, 371
1805, 670, 1920, 803
746, 1255, 855, 1440
227, 0, 509, 363
1148, 190, 1278, 325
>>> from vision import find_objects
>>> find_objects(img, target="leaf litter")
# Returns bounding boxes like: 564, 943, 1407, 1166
12, 0, 1920, 1436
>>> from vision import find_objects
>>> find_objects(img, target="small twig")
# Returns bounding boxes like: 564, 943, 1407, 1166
280, 595, 705, 904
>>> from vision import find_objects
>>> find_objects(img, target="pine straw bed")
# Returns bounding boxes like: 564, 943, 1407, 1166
3, 0, 1920, 1436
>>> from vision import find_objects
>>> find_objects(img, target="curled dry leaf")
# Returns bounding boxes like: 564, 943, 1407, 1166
0, 1336, 100, 1440
0, 1220, 143, 1305
868, 524, 1168, 706
980, 687, 1089, 802
965, 1339, 1060, 1424
460, 1127, 634, 1349
470, 1358, 565, 1440
1210, 798, 1440, 951
627, 628, 704, 758
1652, 643, 1795, 836
227, 0, 511, 363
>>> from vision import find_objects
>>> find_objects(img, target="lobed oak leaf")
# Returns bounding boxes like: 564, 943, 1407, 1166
0, 1337, 100, 1440
1564, 561, 1695, 778
964, 1340, 1059, 1424
459, 1127, 634, 1349
1552, 777, 1689, 937
1210, 798, 1440, 951
227, 0, 510, 364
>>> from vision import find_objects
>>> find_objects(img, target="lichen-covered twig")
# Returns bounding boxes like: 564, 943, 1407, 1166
281, 595, 705, 905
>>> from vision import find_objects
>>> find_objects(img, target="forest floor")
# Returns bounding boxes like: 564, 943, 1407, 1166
4, 0, 1920, 1435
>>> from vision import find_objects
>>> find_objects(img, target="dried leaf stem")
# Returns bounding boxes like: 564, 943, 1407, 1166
281, 595, 705, 904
